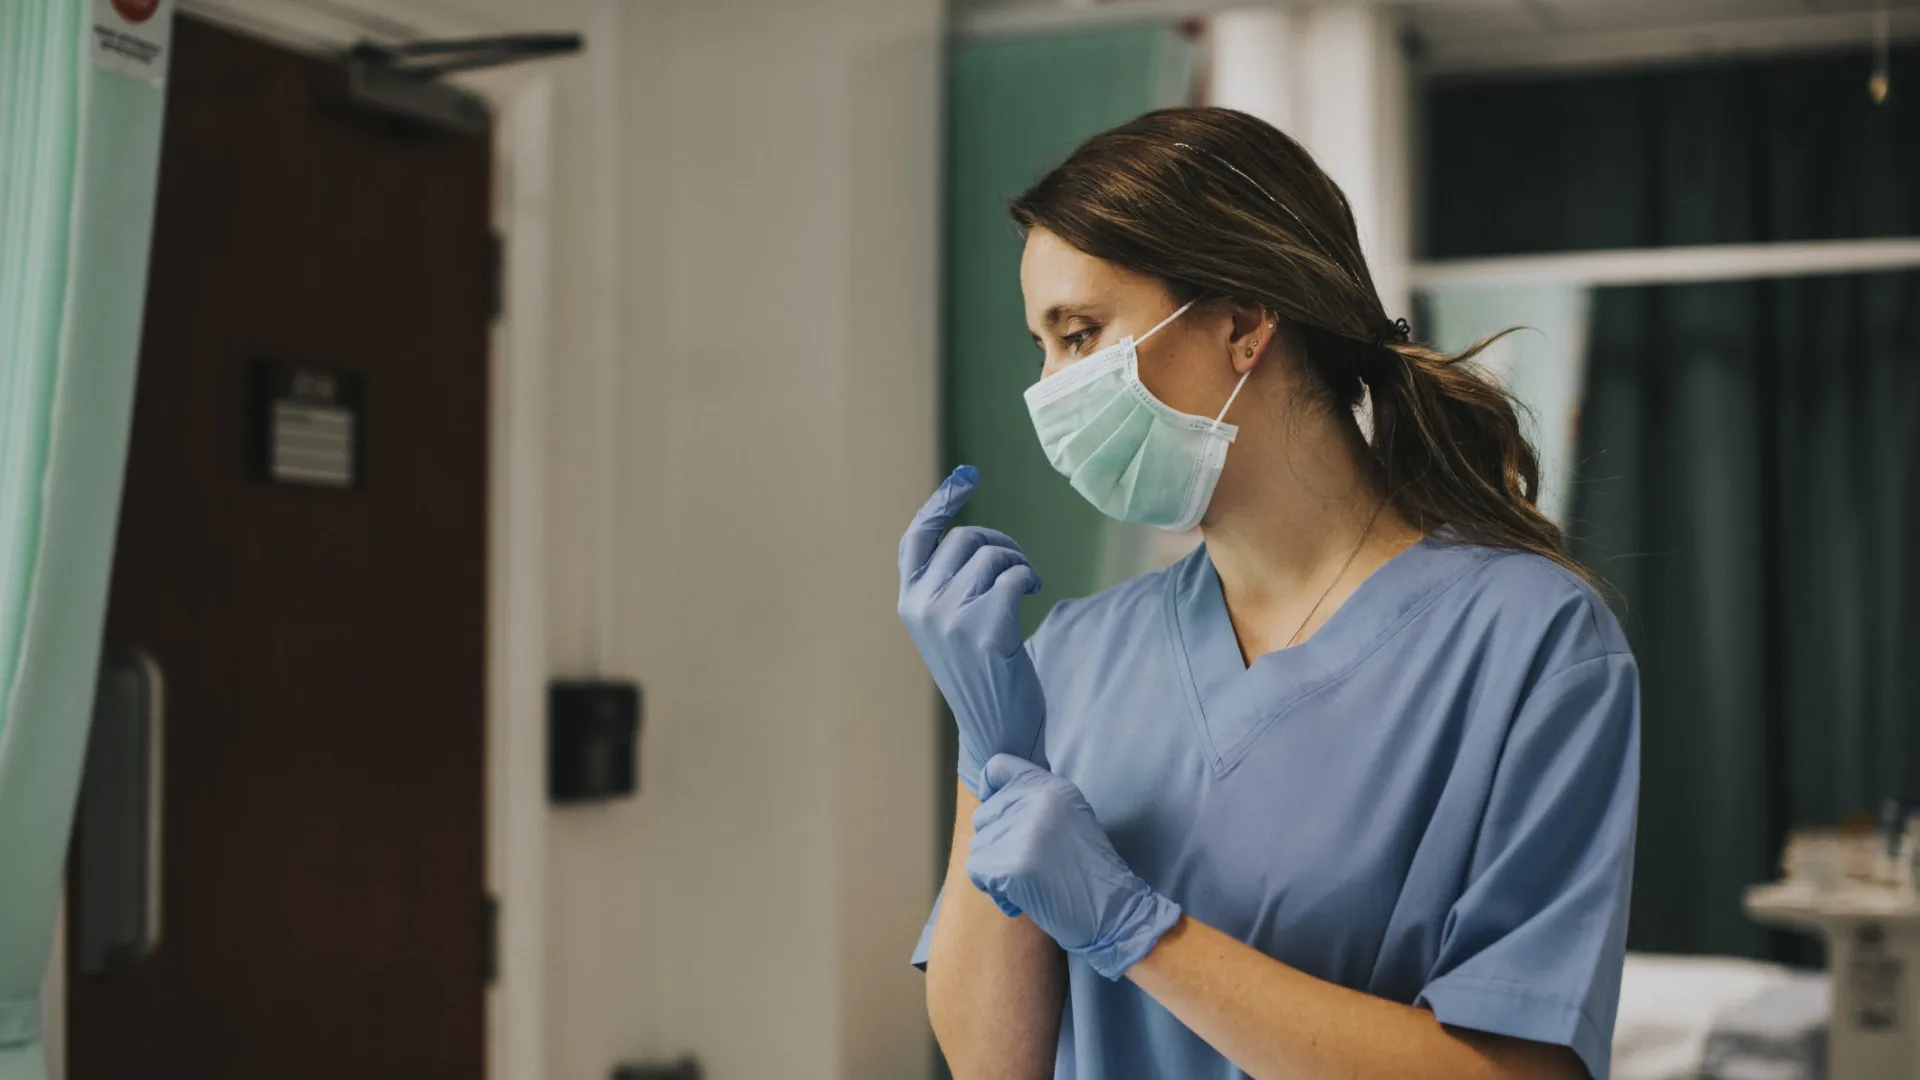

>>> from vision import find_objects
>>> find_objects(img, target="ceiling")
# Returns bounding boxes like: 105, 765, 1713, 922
954, 0, 1920, 73
1398, 0, 1920, 72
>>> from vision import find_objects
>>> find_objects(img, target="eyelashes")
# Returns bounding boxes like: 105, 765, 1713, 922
1038, 328, 1101, 370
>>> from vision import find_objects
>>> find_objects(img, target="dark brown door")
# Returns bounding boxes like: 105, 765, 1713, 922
69, 17, 491, 1079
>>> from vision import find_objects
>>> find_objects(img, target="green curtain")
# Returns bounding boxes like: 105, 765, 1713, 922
932, 24, 1194, 1074
1423, 283, 1592, 525
1426, 48, 1920, 959
943, 25, 1197, 631
0, 1, 173, 1073
1574, 273, 1920, 960
938, 25, 1196, 812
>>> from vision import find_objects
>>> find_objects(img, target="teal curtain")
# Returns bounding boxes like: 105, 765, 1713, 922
933, 24, 1194, 1074
1425, 48, 1920, 960
1575, 273, 1920, 960
0, 1, 172, 1073
1423, 284, 1592, 525
938, 27, 1196, 798
944, 26, 1197, 633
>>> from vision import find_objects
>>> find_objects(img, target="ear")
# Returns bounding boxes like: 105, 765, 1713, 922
1226, 305, 1277, 376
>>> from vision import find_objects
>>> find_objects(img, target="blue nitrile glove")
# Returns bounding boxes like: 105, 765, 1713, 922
897, 466, 1047, 797
967, 754, 1183, 980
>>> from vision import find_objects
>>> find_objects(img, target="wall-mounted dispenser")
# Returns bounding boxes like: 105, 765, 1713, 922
548, 679, 640, 804
612, 1059, 701, 1080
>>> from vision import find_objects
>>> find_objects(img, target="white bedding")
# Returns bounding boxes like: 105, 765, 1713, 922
1613, 953, 1827, 1080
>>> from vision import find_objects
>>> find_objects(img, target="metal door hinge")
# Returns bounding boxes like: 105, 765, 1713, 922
481, 892, 500, 984
484, 231, 504, 321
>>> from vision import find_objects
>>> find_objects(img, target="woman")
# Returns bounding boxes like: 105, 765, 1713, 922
897, 107, 1637, 1080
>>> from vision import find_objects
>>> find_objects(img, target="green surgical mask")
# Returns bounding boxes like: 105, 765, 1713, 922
1024, 302, 1251, 532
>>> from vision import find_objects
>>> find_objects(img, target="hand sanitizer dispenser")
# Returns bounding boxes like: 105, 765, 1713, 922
548, 680, 640, 804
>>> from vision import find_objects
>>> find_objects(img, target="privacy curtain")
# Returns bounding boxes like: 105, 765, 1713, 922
1425, 47, 1920, 960
944, 24, 1198, 633
0, 1, 173, 1074
939, 33, 1195, 736
1424, 283, 1593, 526
935, 26, 1194, 1073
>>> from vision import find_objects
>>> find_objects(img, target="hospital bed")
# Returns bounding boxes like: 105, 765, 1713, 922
1613, 953, 1828, 1080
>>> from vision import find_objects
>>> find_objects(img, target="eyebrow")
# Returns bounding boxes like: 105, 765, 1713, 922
1028, 303, 1097, 341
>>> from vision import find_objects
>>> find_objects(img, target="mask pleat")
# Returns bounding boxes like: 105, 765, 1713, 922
1023, 306, 1239, 532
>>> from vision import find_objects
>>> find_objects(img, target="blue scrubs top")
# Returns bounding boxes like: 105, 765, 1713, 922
914, 534, 1639, 1080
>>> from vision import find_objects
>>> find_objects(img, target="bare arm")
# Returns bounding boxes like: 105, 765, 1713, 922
926, 785, 1066, 1080
1127, 916, 1587, 1080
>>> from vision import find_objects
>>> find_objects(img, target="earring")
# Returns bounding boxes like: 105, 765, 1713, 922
1246, 344, 1256, 358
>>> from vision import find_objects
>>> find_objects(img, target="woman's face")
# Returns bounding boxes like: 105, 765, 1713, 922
1020, 227, 1266, 419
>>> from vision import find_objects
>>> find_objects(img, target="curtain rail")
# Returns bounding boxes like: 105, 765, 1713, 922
953, 0, 1296, 40
1412, 239, 1920, 290
1419, 7, 1920, 77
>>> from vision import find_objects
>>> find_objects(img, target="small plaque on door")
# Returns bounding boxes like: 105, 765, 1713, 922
254, 361, 363, 489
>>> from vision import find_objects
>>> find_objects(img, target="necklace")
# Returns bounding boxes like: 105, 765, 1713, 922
1282, 498, 1389, 650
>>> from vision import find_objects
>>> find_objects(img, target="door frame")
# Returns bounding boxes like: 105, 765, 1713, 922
43, 5, 555, 1079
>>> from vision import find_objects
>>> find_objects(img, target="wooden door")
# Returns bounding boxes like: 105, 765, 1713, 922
69, 17, 492, 1079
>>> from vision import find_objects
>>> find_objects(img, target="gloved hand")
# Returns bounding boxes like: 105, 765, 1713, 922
968, 754, 1183, 980
897, 466, 1047, 797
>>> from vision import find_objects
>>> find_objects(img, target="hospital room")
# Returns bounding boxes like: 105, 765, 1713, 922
0, 0, 1917, 1077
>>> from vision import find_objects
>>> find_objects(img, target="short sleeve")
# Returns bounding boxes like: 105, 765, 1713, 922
1417, 652, 1640, 1080
911, 886, 942, 971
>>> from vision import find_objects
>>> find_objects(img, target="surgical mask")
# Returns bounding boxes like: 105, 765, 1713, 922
1024, 301, 1252, 532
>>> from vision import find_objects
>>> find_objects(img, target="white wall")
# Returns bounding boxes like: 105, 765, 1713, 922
224, 0, 944, 1073
544, 1, 943, 1078
119, 2, 936, 1075
1210, 6, 1413, 321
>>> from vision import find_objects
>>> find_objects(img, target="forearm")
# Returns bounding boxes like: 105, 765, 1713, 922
1127, 917, 1584, 1080
926, 786, 1065, 1080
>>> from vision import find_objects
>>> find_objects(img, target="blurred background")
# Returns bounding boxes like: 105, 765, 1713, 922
0, 0, 1916, 1078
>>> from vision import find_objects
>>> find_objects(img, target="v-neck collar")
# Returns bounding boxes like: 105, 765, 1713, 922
1164, 533, 1489, 775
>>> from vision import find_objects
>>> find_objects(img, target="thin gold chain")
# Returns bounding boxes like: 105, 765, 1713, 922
1283, 497, 1389, 650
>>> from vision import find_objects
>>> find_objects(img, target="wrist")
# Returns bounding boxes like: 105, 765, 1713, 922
958, 736, 1048, 799
1080, 886, 1183, 981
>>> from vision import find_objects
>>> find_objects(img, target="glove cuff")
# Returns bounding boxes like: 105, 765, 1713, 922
1079, 885, 1182, 981
957, 761, 987, 800
960, 742, 1052, 801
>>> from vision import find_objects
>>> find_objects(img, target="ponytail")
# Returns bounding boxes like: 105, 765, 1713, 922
1296, 322, 1594, 590
1007, 105, 1601, 592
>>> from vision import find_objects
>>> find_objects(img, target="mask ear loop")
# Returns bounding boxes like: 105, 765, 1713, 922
1213, 369, 1252, 428
1135, 300, 1195, 346
1212, 316, 1270, 427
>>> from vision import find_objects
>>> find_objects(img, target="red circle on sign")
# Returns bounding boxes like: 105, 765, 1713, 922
112, 0, 160, 23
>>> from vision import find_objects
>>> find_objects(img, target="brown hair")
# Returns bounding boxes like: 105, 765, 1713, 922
1010, 106, 1593, 587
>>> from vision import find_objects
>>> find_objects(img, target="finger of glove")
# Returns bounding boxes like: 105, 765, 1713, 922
964, 860, 1025, 918
971, 767, 1047, 833
983, 752, 1048, 797
970, 782, 1020, 833
964, 832, 1027, 919
969, 789, 1018, 841
984, 562, 1043, 614
923, 526, 1025, 592
898, 466, 977, 581
951, 542, 1032, 604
